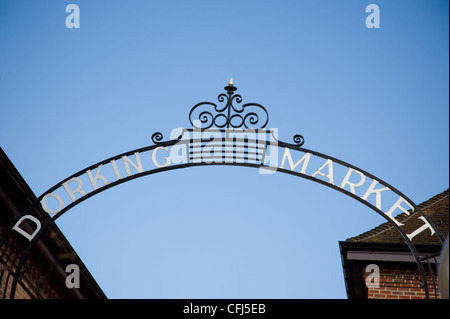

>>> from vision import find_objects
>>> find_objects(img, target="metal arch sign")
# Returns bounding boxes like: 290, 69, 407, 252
0, 80, 446, 299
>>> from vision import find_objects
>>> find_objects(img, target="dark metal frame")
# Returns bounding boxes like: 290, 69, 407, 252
0, 82, 445, 299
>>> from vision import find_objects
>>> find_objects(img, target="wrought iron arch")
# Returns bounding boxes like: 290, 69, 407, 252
0, 80, 445, 299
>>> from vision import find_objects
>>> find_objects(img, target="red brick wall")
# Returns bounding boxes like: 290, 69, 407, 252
363, 264, 440, 299
0, 230, 58, 299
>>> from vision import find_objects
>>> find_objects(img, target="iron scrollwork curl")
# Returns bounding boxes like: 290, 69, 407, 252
151, 129, 186, 145
151, 132, 164, 144
293, 134, 305, 147
151, 80, 305, 147
189, 81, 269, 130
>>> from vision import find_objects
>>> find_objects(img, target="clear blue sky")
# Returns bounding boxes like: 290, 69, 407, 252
0, 0, 448, 298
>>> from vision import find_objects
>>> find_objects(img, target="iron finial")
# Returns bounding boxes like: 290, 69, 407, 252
225, 77, 237, 93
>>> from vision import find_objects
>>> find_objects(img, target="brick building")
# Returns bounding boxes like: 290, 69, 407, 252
0, 147, 106, 299
340, 189, 449, 299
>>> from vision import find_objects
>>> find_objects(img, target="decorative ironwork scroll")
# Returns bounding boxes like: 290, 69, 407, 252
189, 79, 270, 130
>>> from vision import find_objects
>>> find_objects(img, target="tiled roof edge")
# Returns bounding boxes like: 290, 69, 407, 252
346, 189, 449, 243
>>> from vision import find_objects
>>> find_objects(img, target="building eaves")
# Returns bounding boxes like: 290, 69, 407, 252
346, 189, 449, 245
